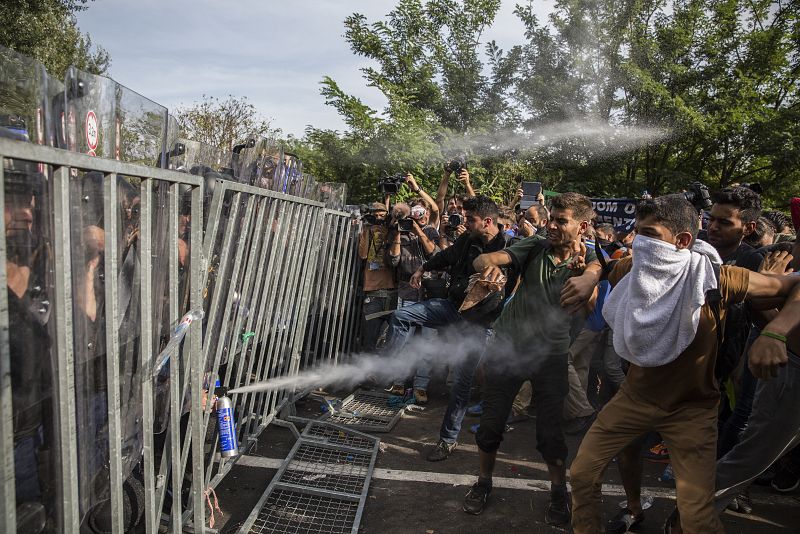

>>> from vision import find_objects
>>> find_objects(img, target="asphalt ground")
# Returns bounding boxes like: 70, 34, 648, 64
211, 380, 800, 534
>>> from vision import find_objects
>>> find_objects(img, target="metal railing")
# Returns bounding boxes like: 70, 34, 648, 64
0, 137, 362, 533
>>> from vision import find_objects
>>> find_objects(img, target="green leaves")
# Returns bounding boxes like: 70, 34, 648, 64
298, 0, 799, 208
1, 0, 110, 78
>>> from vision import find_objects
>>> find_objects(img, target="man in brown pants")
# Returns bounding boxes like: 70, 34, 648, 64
570, 194, 800, 534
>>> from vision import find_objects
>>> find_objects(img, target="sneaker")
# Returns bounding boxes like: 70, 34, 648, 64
426, 440, 456, 462
466, 401, 484, 417
643, 442, 670, 463
387, 384, 406, 396
463, 481, 491, 515
414, 388, 428, 405
545, 488, 571, 526
606, 507, 645, 533
506, 412, 531, 424
726, 488, 753, 514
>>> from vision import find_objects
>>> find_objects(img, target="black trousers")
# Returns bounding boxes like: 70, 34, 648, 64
475, 339, 569, 466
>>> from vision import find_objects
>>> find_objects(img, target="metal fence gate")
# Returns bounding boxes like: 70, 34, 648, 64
0, 136, 362, 533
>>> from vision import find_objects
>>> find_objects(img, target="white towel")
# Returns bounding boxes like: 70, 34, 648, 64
603, 235, 721, 367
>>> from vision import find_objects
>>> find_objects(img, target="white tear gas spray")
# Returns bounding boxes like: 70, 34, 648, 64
228, 308, 574, 396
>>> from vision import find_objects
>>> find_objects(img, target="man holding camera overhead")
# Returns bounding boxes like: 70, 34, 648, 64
436, 160, 474, 249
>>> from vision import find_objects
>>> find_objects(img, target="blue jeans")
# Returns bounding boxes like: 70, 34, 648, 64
396, 297, 438, 390
382, 297, 462, 355
439, 330, 488, 443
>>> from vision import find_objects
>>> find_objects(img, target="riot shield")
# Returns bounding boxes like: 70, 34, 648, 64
234, 137, 279, 187
0, 45, 63, 147
65, 67, 116, 158
115, 83, 168, 167
0, 46, 64, 533
64, 67, 174, 530
318, 182, 348, 210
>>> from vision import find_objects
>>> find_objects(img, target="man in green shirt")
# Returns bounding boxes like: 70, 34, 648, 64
462, 192, 602, 526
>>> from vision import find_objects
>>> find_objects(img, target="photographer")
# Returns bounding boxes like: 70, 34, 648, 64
405, 174, 440, 231
438, 197, 468, 250
358, 201, 397, 351
385, 199, 440, 403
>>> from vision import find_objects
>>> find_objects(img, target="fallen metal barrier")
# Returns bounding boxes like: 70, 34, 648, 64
237, 421, 380, 534
318, 389, 404, 433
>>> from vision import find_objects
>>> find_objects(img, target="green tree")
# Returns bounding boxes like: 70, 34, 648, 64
0, 0, 111, 77
298, 0, 799, 209
175, 94, 276, 151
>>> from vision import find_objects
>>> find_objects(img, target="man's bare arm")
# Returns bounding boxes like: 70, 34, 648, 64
749, 282, 800, 379
473, 251, 513, 272
435, 168, 450, 215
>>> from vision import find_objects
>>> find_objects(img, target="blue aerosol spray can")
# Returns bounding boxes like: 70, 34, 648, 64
216, 394, 239, 458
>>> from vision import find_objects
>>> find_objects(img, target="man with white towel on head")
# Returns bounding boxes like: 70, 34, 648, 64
569, 194, 800, 534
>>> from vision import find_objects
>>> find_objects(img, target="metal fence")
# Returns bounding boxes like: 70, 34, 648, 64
0, 134, 362, 534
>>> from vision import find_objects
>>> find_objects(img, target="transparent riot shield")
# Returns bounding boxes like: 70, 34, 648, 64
0, 45, 63, 147
234, 137, 279, 187
318, 182, 348, 210
252, 142, 282, 191
65, 67, 116, 158
115, 83, 168, 167
64, 68, 170, 530
0, 46, 66, 533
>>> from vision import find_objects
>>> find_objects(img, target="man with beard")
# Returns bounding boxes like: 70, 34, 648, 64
462, 192, 601, 526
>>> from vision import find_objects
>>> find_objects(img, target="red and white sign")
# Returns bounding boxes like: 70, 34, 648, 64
85, 110, 99, 151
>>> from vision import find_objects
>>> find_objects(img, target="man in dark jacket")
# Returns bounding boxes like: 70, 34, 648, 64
382, 195, 506, 351
380, 196, 507, 455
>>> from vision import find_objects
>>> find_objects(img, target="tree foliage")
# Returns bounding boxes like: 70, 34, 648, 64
295, 0, 800, 209
175, 94, 276, 151
0, 0, 111, 77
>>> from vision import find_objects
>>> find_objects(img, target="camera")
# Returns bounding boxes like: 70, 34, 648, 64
447, 212, 463, 228
363, 213, 383, 226
446, 156, 466, 175
684, 182, 712, 212
397, 217, 415, 233
378, 173, 407, 195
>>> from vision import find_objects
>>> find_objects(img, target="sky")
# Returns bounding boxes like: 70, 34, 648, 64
77, 1, 555, 137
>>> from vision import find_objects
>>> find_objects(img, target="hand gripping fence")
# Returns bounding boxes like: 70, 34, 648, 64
0, 137, 363, 533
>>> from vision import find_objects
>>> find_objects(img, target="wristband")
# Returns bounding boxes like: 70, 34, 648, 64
761, 330, 788, 344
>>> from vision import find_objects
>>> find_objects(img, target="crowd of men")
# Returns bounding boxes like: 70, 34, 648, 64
358, 166, 800, 533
